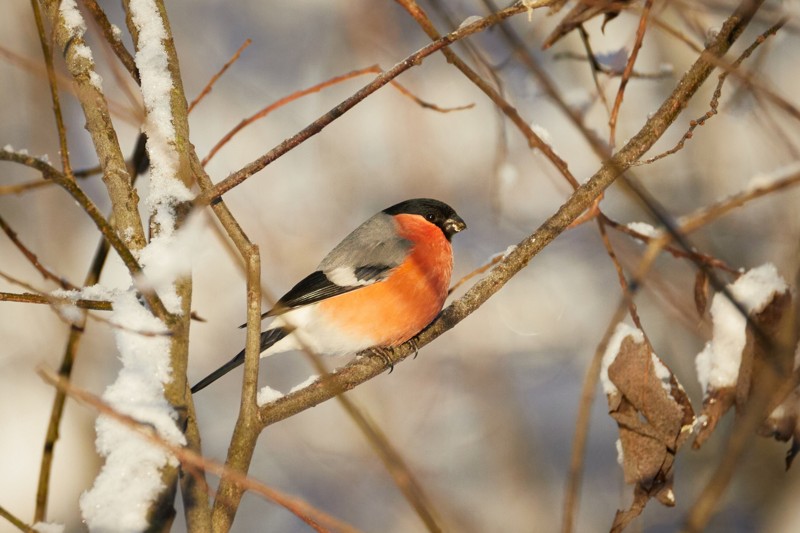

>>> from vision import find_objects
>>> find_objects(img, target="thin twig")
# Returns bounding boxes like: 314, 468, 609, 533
0, 272, 171, 337
30, 0, 72, 179
678, 169, 800, 235
0, 504, 33, 533
553, 51, 674, 79
0, 44, 141, 126
608, 0, 654, 147
603, 217, 738, 274
202, 64, 473, 167
188, 39, 251, 113
0, 291, 111, 311
0, 214, 76, 289
578, 26, 612, 115
640, 17, 787, 164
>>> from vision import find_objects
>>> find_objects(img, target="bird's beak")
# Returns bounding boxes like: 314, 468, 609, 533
444, 215, 467, 238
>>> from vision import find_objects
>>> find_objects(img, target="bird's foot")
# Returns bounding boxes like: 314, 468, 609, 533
370, 346, 394, 373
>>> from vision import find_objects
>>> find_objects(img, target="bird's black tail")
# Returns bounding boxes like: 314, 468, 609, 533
190, 328, 288, 394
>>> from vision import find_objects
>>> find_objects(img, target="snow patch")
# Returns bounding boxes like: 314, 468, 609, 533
79, 291, 185, 530
696, 264, 787, 393
289, 374, 319, 394
627, 221, 660, 238
33, 523, 64, 533
650, 353, 673, 394
458, 16, 482, 29
137, 212, 205, 313
257, 385, 285, 406
59, 0, 87, 36
129, 0, 192, 232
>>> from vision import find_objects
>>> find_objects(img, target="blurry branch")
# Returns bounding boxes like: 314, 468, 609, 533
398, 0, 580, 190
202, 64, 472, 167
0, 505, 33, 533
553, 51, 673, 78
0, 291, 111, 311
597, 218, 644, 329
603, 217, 738, 274
197, 1, 540, 204
678, 169, 800, 235
36, 366, 363, 533
256, 0, 765, 429
608, 0, 654, 146
0, 179, 53, 195
640, 17, 787, 165
334, 391, 446, 532
30, 0, 72, 179
0, 45, 141, 126
577, 27, 612, 115
40, 0, 148, 254
0, 214, 76, 290
480, 0, 611, 160
0, 163, 118, 197
0, 149, 168, 320
188, 39, 251, 113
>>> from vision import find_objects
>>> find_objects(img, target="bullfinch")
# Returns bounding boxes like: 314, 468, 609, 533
191, 198, 466, 393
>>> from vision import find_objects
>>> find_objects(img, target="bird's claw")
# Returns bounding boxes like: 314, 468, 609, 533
370, 347, 394, 373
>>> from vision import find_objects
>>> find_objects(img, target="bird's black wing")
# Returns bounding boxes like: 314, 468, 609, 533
269, 265, 395, 314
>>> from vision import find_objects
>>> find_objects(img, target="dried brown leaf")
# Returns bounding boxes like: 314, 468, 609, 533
693, 387, 736, 449
606, 335, 695, 531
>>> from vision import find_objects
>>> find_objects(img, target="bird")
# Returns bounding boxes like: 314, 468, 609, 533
191, 198, 466, 393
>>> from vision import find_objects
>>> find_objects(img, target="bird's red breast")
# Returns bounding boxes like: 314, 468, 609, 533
315, 213, 453, 346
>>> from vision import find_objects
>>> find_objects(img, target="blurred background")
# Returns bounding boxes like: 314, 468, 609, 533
1, 0, 799, 531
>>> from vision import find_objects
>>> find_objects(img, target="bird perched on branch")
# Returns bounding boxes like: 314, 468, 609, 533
191, 198, 466, 393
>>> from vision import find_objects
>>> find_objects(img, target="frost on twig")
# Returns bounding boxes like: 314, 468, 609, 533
602, 324, 694, 532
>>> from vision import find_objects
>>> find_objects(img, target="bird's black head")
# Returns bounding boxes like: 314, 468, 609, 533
383, 198, 466, 240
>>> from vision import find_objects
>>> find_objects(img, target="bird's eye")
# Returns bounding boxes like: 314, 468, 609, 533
425, 213, 436, 221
